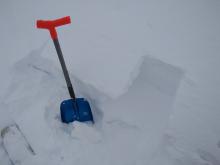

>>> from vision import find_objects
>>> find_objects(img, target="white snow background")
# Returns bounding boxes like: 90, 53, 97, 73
0, 0, 220, 164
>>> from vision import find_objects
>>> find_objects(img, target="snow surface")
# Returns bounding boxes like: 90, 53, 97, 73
0, 0, 220, 165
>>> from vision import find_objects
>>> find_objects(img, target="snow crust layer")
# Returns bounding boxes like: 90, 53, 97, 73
1, 1, 220, 164
1, 48, 183, 164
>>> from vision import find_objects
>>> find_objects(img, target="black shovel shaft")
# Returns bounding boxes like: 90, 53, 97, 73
53, 38, 76, 99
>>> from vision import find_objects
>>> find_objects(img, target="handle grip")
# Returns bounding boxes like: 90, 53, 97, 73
36, 16, 71, 39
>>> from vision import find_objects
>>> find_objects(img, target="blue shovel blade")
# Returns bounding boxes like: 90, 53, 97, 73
60, 98, 94, 123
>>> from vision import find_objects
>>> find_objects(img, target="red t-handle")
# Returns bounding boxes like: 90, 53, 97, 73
36, 16, 71, 39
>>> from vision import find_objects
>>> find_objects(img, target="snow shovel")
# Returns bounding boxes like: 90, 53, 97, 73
36, 16, 93, 123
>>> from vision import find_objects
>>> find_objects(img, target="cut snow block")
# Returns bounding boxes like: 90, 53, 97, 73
100, 56, 184, 164
1, 124, 35, 165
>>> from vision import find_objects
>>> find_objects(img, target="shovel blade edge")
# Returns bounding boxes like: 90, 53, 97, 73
60, 98, 93, 123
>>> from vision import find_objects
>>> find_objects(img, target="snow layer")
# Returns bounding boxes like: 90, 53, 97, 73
1, 48, 182, 164
0, 0, 220, 164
